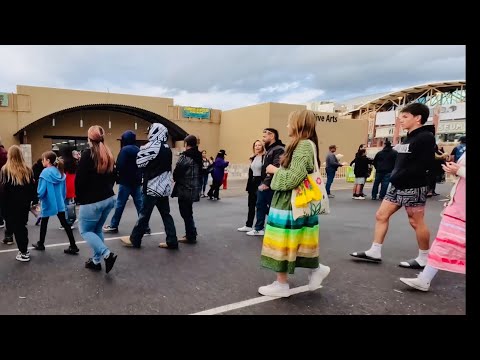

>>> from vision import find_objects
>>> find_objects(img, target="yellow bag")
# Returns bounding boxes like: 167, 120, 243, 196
294, 175, 322, 207
291, 140, 329, 220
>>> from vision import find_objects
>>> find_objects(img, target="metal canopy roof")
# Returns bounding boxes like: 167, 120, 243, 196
346, 80, 466, 115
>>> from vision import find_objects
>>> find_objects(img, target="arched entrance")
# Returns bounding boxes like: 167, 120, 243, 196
14, 104, 189, 163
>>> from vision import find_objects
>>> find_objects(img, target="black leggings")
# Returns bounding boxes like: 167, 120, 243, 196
39, 212, 76, 248
207, 180, 222, 199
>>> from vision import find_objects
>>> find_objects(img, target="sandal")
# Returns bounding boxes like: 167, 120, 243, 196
350, 251, 382, 262
398, 259, 425, 269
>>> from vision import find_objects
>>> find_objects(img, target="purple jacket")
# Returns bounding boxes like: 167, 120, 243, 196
212, 157, 229, 182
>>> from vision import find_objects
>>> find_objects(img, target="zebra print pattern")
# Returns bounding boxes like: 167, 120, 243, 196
136, 123, 173, 197
136, 123, 169, 169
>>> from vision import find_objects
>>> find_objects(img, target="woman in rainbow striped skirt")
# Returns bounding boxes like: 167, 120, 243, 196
400, 151, 466, 291
258, 109, 331, 298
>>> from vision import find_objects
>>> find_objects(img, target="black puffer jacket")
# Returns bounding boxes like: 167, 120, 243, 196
172, 146, 203, 202
261, 140, 285, 187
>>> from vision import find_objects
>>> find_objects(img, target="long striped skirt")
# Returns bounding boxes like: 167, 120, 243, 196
427, 214, 465, 274
261, 206, 319, 274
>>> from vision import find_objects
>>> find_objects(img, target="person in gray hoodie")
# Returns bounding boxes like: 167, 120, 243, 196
120, 123, 178, 249
104, 130, 151, 234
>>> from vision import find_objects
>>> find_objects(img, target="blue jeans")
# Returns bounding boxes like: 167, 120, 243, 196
371, 172, 391, 200
201, 174, 209, 194
109, 184, 150, 230
254, 188, 274, 231
325, 167, 337, 195
79, 196, 115, 264
130, 195, 177, 247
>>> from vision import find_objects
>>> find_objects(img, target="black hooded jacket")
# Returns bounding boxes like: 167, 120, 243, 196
172, 146, 203, 202
116, 131, 142, 187
261, 140, 285, 187
390, 125, 435, 189
373, 146, 397, 174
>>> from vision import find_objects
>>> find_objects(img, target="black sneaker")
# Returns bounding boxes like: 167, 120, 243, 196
104, 252, 118, 274
145, 228, 152, 235
32, 242, 46, 251
64, 246, 79, 255
2, 237, 14, 245
85, 258, 102, 271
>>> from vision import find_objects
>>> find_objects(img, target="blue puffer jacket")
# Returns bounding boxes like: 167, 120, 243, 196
38, 166, 66, 217
117, 130, 142, 187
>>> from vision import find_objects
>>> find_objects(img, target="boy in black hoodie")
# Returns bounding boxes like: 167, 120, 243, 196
160, 135, 202, 247
351, 103, 435, 270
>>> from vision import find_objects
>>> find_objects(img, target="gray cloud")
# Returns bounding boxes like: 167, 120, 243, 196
0, 45, 465, 110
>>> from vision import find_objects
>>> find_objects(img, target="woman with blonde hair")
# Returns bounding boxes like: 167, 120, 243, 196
237, 140, 265, 232
0, 145, 36, 262
75, 126, 118, 273
258, 109, 330, 297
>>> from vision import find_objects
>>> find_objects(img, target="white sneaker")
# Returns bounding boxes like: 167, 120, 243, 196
258, 281, 290, 297
246, 229, 265, 236
59, 225, 75, 230
399, 277, 430, 292
308, 265, 331, 290
15, 251, 30, 262
237, 226, 253, 232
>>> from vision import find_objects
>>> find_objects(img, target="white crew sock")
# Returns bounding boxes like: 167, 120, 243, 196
418, 265, 438, 283
365, 243, 382, 259
415, 249, 429, 267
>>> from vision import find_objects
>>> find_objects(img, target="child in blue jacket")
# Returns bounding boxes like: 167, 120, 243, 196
32, 151, 79, 255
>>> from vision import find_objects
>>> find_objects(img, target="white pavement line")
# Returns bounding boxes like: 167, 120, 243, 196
0, 232, 165, 254
191, 285, 315, 315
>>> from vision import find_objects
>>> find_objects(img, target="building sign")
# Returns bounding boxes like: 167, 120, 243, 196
438, 120, 465, 134
0, 92, 9, 107
313, 112, 338, 122
375, 120, 466, 138
182, 107, 210, 119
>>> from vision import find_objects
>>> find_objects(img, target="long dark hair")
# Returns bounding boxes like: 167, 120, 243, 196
60, 146, 77, 174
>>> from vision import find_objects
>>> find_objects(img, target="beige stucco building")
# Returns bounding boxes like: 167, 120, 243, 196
0, 85, 367, 176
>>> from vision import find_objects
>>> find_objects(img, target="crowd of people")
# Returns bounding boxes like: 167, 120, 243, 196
0, 103, 465, 297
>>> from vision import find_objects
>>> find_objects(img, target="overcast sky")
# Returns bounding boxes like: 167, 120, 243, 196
0, 45, 465, 110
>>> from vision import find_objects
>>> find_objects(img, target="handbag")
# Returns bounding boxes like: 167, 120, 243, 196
291, 140, 330, 220
346, 166, 355, 183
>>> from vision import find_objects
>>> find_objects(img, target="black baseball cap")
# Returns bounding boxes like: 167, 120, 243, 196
219, 149, 227, 156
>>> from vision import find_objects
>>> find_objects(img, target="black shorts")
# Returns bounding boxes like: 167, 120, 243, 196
384, 185, 428, 208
